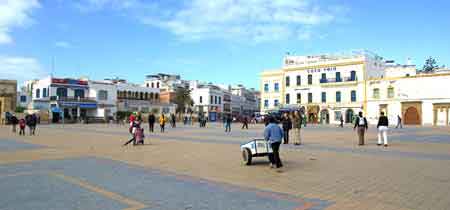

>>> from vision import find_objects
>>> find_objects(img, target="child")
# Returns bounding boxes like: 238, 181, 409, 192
134, 127, 145, 145
123, 121, 140, 146
19, 118, 26, 136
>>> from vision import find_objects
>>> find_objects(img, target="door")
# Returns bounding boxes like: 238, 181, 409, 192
345, 109, 354, 123
404, 107, 420, 125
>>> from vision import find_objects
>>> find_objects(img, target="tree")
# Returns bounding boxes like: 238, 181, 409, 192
174, 87, 194, 115
422, 57, 439, 72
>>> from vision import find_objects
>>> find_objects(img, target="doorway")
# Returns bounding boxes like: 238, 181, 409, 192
345, 109, 354, 123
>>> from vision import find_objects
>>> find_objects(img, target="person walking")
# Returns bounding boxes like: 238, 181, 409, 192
241, 116, 249, 130
159, 114, 166, 133
264, 117, 284, 169
340, 115, 344, 128
10, 114, 18, 133
123, 121, 140, 146
396, 115, 403, 129
281, 113, 292, 144
225, 115, 232, 132
377, 112, 389, 147
19, 118, 26, 136
353, 112, 368, 146
148, 113, 155, 133
170, 113, 176, 128
292, 111, 302, 145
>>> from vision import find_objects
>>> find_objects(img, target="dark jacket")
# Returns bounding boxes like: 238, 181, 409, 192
148, 115, 155, 124
281, 117, 292, 130
354, 116, 368, 129
377, 116, 389, 128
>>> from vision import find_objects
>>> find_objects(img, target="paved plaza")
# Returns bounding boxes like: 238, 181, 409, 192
1, 123, 450, 210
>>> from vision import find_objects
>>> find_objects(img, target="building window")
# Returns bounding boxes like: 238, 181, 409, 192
320, 73, 327, 83
264, 100, 269, 108
351, 90, 357, 102
350, 71, 356, 81
74, 89, 85, 98
308, 93, 312, 103
336, 72, 341, 82
274, 83, 279, 92
264, 83, 269, 92
336, 91, 341, 103
146, 83, 149, 87
296, 75, 301, 86
43, 88, 47, 97
285, 76, 290, 87
20, 95, 27, 102
210, 95, 213, 104
296, 93, 301, 104
98, 90, 108, 100
321, 92, 326, 103
406, 74, 410, 77
214, 96, 218, 104
200, 96, 203, 103
286, 94, 290, 104
151, 83, 154, 88
334, 111, 342, 121
387, 87, 395, 98
308, 74, 313, 85
373, 88, 380, 99
156, 82, 160, 88
274, 99, 279, 107
35, 89, 40, 98
218, 96, 222, 104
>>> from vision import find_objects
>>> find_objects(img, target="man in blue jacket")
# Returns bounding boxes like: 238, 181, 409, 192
264, 116, 284, 168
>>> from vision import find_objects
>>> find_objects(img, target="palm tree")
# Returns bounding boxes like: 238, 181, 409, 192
174, 87, 194, 116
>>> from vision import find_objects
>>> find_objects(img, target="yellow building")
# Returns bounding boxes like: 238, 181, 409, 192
0, 80, 17, 124
260, 51, 386, 124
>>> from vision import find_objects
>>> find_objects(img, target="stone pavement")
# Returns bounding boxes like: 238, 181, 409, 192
1, 123, 450, 210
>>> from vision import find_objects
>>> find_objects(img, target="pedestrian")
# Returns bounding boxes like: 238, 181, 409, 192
19, 118, 26, 136
264, 116, 283, 169
10, 114, 18, 133
281, 113, 292, 144
241, 116, 249, 129
292, 111, 302, 145
302, 113, 307, 127
170, 113, 176, 128
134, 126, 145, 145
159, 114, 166, 133
377, 112, 389, 147
353, 112, 368, 146
184, 115, 188, 125
123, 121, 140, 146
396, 115, 403, 129
225, 115, 232, 132
340, 115, 344, 128
148, 113, 155, 132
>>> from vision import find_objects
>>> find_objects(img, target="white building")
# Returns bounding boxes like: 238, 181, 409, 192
144, 73, 189, 91
190, 81, 225, 121
260, 51, 450, 126
88, 80, 117, 119
116, 81, 160, 113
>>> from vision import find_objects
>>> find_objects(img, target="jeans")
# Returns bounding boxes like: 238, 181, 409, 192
268, 142, 283, 168
378, 126, 388, 145
283, 129, 290, 144
225, 124, 231, 132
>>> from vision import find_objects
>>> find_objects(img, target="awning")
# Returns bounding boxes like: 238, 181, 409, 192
51, 107, 62, 113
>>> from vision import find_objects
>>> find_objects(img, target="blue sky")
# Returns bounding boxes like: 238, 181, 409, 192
1, 0, 449, 89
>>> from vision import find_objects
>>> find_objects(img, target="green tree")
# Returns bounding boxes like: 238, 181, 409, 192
174, 87, 193, 115
422, 57, 439, 72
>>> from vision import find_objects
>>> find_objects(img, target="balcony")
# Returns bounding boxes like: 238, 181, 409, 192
50, 96, 97, 103
320, 77, 358, 87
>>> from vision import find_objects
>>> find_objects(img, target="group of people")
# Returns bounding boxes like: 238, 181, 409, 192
354, 111, 399, 147
279, 111, 303, 145
9, 113, 38, 136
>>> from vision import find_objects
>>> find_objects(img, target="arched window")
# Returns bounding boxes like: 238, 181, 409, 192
140, 92, 144, 100
144, 92, 148, 100
135, 92, 139, 99
155, 93, 159, 100
127, 91, 132, 99
150, 92, 154, 100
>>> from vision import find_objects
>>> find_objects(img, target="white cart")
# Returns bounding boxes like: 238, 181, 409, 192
240, 139, 273, 165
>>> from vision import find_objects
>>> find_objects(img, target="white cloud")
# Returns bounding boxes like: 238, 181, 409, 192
0, 0, 40, 44
54, 41, 73, 48
75, 0, 347, 43
0, 56, 48, 81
